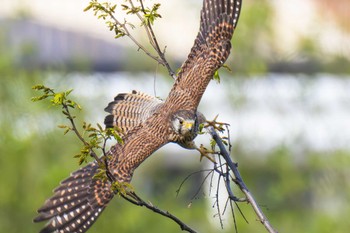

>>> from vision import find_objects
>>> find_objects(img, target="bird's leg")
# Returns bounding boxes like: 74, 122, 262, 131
204, 114, 230, 132
182, 141, 216, 163
195, 144, 217, 163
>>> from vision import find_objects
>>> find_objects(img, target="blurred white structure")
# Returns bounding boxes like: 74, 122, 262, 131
43, 72, 350, 155
2, 0, 350, 60
271, 0, 350, 59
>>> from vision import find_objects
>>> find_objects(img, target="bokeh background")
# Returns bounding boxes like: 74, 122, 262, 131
1, 0, 350, 232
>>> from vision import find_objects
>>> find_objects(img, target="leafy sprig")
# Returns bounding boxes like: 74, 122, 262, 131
84, 0, 176, 79
32, 85, 122, 168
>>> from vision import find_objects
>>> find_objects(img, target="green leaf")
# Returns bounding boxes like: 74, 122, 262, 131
152, 3, 161, 12
97, 123, 103, 131
63, 128, 70, 135
127, 6, 141, 14
210, 139, 217, 148
213, 70, 221, 83
62, 110, 69, 116
32, 84, 46, 90
110, 4, 117, 13
31, 94, 49, 102
198, 123, 204, 134
111, 181, 134, 196
93, 168, 108, 182
84, 5, 92, 12
222, 64, 232, 72
121, 4, 129, 11
51, 92, 65, 105
65, 89, 74, 96
115, 32, 126, 39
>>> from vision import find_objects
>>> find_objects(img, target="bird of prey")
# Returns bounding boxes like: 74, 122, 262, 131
104, 90, 209, 159
34, 0, 242, 232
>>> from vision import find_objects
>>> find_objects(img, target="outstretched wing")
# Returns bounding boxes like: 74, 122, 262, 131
166, 0, 242, 109
104, 90, 163, 134
34, 162, 113, 233
35, 95, 170, 233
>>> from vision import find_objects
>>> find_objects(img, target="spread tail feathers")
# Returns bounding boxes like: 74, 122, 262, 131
34, 162, 114, 233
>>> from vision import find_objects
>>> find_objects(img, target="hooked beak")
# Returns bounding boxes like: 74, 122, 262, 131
183, 121, 193, 130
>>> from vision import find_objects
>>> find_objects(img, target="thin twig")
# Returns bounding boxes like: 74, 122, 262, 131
61, 103, 104, 168
110, 13, 162, 63
189, 170, 213, 202
229, 198, 239, 233
103, 0, 176, 79
214, 172, 224, 229
176, 169, 213, 197
136, 0, 176, 79
126, 0, 176, 79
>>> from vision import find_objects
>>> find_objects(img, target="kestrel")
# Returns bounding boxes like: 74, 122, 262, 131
104, 90, 207, 156
34, 0, 242, 232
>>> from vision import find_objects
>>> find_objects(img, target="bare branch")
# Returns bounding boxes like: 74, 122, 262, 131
107, 12, 163, 64
89, 0, 176, 79
135, 0, 176, 79
120, 192, 197, 233
176, 169, 213, 197
214, 171, 224, 229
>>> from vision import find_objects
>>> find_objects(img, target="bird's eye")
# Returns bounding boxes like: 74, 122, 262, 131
179, 119, 184, 124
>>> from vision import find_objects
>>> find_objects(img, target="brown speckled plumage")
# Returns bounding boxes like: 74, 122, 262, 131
104, 90, 163, 133
34, 0, 242, 232
104, 91, 205, 148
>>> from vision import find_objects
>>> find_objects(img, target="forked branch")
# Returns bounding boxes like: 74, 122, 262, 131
121, 192, 197, 233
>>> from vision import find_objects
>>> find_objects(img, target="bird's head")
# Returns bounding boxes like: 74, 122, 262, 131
171, 110, 198, 140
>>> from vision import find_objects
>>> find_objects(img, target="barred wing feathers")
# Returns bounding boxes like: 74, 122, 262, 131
104, 90, 163, 133
34, 162, 113, 233
167, 0, 242, 109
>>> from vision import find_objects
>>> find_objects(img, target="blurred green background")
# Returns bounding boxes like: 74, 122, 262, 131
1, 0, 350, 232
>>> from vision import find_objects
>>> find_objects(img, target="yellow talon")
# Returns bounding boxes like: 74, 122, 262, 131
204, 115, 229, 132
196, 144, 216, 163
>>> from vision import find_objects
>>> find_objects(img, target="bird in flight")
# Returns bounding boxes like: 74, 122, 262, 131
104, 90, 214, 161
34, 0, 242, 232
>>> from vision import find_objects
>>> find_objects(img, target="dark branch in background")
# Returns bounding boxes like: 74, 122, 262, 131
208, 127, 278, 233
122, 192, 197, 233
